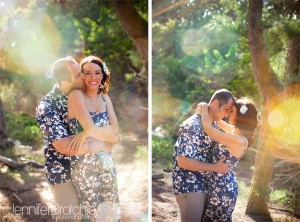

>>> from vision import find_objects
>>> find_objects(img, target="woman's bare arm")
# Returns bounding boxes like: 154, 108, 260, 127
102, 94, 119, 134
53, 136, 112, 155
197, 104, 246, 158
68, 90, 118, 143
216, 120, 234, 133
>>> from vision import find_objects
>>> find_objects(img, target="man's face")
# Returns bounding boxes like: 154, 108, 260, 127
211, 98, 234, 121
228, 105, 237, 124
69, 62, 84, 90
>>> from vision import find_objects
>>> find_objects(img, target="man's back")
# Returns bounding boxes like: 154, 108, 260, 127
36, 84, 71, 185
172, 114, 214, 195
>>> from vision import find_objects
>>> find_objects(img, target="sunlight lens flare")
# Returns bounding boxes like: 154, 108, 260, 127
2, 3, 83, 76
268, 98, 300, 148
6, 12, 62, 74
180, 29, 207, 57
180, 24, 238, 57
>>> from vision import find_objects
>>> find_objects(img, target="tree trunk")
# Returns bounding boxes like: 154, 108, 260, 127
246, 0, 280, 217
111, 0, 148, 73
0, 98, 6, 142
245, 104, 275, 217
285, 37, 300, 84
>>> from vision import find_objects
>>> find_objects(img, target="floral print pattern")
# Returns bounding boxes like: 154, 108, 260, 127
172, 114, 216, 195
36, 84, 72, 185
69, 111, 120, 222
202, 143, 239, 222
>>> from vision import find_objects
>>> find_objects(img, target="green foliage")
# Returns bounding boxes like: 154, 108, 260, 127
0, 0, 148, 139
269, 189, 290, 205
5, 113, 43, 146
152, 135, 174, 170
135, 145, 148, 162
153, 0, 261, 138
237, 180, 250, 198
269, 188, 300, 216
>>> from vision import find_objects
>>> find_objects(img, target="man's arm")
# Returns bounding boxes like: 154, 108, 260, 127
53, 136, 113, 155
177, 156, 232, 174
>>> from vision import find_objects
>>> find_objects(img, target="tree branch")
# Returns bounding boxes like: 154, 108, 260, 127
0, 155, 43, 169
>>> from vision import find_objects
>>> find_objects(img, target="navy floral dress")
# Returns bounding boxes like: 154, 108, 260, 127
202, 143, 239, 222
69, 111, 120, 222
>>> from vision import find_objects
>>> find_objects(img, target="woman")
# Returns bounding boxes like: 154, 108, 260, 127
68, 55, 120, 222
197, 98, 258, 222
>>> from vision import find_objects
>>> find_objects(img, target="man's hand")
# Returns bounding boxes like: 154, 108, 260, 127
212, 156, 233, 174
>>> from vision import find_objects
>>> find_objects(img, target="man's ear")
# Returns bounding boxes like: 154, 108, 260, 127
211, 99, 219, 107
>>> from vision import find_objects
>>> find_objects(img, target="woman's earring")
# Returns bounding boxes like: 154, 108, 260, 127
99, 84, 105, 89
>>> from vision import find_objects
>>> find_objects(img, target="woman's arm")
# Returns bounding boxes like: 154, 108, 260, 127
68, 90, 118, 144
54, 135, 113, 155
198, 104, 246, 158
216, 120, 234, 133
102, 94, 119, 134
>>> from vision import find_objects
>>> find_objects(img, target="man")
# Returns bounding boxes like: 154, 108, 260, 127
172, 89, 235, 222
36, 56, 118, 221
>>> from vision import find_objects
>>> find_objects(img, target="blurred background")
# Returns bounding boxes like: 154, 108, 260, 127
152, 0, 300, 221
0, 0, 148, 221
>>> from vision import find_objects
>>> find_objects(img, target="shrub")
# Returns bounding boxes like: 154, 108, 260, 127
152, 135, 174, 170
5, 113, 43, 146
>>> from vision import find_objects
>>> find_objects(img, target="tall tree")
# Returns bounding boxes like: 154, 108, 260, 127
111, 0, 148, 76
0, 98, 5, 144
246, 0, 300, 217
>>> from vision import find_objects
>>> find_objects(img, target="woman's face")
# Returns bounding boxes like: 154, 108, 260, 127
229, 105, 237, 124
82, 62, 103, 91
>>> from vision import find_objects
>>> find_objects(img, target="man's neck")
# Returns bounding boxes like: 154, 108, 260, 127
58, 85, 71, 95
207, 105, 214, 123
58, 81, 73, 95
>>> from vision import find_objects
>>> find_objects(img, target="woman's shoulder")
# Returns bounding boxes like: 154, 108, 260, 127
100, 94, 112, 103
101, 93, 110, 100
69, 89, 83, 95
69, 89, 85, 98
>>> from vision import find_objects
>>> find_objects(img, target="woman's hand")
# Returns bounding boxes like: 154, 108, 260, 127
196, 102, 210, 129
68, 131, 88, 153
196, 102, 208, 116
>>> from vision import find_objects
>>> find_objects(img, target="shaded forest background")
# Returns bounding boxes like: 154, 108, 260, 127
0, 0, 149, 221
0, 0, 148, 146
152, 0, 300, 219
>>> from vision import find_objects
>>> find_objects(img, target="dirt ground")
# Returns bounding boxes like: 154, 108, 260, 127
0, 133, 148, 222
152, 149, 299, 222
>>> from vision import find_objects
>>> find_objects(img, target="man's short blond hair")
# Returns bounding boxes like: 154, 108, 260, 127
52, 56, 77, 85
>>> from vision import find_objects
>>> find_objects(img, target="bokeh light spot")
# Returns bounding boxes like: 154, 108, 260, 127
180, 29, 207, 56
268, 97, 300, 148
268, 109, 285, 129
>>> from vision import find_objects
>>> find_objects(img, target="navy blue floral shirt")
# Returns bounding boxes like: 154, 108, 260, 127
172, 114, 216, 195
36, 84, 72, 185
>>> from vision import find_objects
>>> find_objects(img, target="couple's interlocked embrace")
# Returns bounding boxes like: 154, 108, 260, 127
172, 89, 258, 222
36, 56, 120, 222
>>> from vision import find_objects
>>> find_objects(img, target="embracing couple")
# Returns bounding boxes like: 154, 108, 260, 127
172, 89, 258, 222
36, 56, 120, 221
